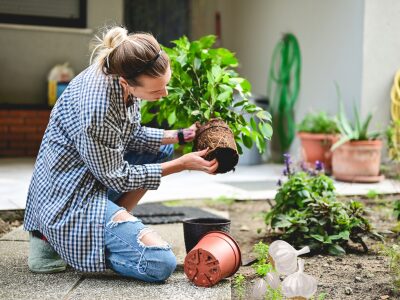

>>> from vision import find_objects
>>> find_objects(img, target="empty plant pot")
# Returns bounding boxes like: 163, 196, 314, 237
184, 231, 242, 287
193, 118, 239, 174
183, 217, 231, 253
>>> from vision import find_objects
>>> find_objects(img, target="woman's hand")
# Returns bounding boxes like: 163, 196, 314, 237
182, 122, 200, 143
161, 147, 218, 176
179, 148, 218, 174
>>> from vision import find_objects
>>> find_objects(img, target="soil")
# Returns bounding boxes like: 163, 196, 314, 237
192, 196, 399, 300
0, 210, 24, 238
194, 119, 239, 173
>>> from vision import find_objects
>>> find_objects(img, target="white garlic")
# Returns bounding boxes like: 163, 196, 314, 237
268, 240, 310, 275
282, 259, 317, 299
266, 271, 281, 289
251, 277, 268, 299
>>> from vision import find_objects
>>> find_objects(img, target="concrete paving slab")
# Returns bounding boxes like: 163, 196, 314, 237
0, 225, 28, 241
68, 270, 231, 300
2, 158, 400, 210
0, 240, 81, 300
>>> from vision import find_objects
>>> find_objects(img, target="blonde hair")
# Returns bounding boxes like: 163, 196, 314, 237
90, 26, 169, 86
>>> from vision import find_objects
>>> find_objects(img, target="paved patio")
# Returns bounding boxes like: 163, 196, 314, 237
1, 158, 400, 210
0, 219, 231, 300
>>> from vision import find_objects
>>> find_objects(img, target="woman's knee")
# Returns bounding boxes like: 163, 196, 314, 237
145, 249, 177, 282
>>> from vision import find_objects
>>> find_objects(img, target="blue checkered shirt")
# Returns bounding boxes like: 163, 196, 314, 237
23, 64, 164, 272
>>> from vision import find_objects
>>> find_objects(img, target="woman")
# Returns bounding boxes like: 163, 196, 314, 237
23, 26, 218, 282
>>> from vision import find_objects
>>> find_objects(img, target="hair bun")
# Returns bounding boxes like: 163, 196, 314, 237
103, 26, 128, 49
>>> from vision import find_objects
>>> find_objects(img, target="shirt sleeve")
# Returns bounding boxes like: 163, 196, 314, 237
75, 124, 162, 192
127, 125, 164, 154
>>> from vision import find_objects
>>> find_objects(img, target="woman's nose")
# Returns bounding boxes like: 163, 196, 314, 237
163, 87, 168, 97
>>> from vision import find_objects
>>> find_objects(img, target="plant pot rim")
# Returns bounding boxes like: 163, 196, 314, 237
182, 217, 231, 225
297, 132, 339, 139
343, 139, 383, 146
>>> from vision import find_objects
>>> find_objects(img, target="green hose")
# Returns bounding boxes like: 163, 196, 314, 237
267, 33, 301, 156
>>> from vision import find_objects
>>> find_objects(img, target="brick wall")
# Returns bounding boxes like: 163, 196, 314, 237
0, 108, 51, 157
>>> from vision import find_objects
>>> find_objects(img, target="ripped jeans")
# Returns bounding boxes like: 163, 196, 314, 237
104, 145, 177, 282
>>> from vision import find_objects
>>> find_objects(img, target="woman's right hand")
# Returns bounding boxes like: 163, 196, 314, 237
179, 148, 218, 174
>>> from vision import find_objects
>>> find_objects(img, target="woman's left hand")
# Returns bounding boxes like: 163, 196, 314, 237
182, 122, 199, 143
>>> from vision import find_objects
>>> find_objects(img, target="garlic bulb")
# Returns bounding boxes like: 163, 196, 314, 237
282, 259, 317, 299
268, 240, 310, 275
266, 271, 281, 289
251, 277, 267, 299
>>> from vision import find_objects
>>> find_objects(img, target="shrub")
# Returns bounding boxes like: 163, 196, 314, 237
264, 154, 382, 255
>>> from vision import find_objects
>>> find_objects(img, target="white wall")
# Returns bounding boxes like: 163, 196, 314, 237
361, 0, 400, 131
0, 0, 123, 105
228, 0, 364, 122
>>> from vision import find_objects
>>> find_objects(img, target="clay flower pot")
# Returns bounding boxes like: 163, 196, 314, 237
182, 217, 231, 253
297, 132, 339, 173
184, 231, 242, 287
332, 139, 384, 183
193, 118, 239, 173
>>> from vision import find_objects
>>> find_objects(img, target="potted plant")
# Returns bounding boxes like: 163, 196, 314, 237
297, 112, 339, 173
141, 35, 273, 173
331, 96, 383, 182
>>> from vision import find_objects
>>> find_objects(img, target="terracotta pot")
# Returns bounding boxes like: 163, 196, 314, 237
332, 140, 384, 183
184, 231, 242, 287
193, 118, 239, 173
297, 132, 339, 173
182, 217, 231, 253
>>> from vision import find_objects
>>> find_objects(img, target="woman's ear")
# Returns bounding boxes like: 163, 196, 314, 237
119, 77, 128, 87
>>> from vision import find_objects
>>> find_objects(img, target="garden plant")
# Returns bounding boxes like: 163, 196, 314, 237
141, 35, 272, 173
330, 85, 383, 182
297, 112, 339, 172
265, 154, 382, 255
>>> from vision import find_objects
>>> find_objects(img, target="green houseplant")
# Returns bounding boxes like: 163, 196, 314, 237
297, 112, 339, 173
141, 35, 273, 173
331, 88, 383, 182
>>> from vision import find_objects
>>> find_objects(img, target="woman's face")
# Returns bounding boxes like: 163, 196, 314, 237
121, 66, 171, 102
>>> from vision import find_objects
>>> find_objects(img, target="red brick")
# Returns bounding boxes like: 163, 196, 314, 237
0, 125, 8, 133
24, 132, 44, 141
6, 133, 24, 141
0, 117, 24, 126
25, 118, 49, 126
36, 111, 51, 118
9, 126, 37, 134
0, 149, 27, 157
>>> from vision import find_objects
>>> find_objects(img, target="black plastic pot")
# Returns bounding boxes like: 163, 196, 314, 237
182, 217, 231, 253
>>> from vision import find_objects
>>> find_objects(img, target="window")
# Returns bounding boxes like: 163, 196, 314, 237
0, 0, 87, 28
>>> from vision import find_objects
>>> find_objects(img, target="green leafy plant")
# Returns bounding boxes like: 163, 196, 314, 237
394, 200, 400, 221
366, 189, 379, 199
331, 84, 381, 151
233, 273, 246, 300
297, 112, 339, 134
265, 154, 382, 255
141, 35, 273, 153
379, 244, 400, 293
386, 120, 400, 161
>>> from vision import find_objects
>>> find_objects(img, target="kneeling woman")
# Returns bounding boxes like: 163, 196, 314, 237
23, 26, 218, 282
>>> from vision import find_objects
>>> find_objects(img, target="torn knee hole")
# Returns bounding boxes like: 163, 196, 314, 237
112, 210, 137, 222
138, 228, 169, 247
